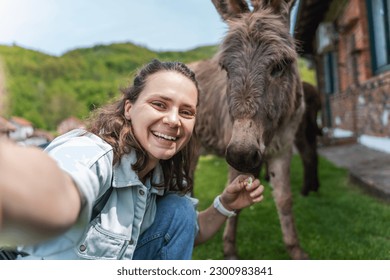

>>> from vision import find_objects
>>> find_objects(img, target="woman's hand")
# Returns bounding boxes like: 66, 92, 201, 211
0, 140, 81, 246
219, 174, 264, 211
195, 174, 264, 246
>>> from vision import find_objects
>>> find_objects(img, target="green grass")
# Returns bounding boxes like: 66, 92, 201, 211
192, 154, 390, 260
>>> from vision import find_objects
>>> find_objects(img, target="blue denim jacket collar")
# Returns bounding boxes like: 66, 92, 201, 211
112, 150, 164, 196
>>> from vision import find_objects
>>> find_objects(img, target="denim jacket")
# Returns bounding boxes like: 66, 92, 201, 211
18, 129, 179, 260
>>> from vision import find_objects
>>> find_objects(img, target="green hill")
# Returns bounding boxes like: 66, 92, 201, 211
0, 42, 313, 131
0, 43, 217, 130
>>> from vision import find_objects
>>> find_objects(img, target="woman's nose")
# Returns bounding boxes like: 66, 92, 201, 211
163, 109, 180, 127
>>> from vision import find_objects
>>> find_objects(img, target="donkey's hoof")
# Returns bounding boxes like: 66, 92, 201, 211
224, 254, 239, 260
300, 189, 310, 196
290, 246, 309, 260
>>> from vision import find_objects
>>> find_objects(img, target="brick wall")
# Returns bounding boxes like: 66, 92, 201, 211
329, 70, 390, 137
319, 0, 390, 137
336, 0, 371, 91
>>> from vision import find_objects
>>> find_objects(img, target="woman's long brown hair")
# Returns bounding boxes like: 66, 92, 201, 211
86, 59, 200, 194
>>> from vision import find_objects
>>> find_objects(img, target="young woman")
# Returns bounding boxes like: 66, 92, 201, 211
0, 59, 264, 259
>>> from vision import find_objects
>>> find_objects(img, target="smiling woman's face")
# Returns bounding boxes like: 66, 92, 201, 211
124, 71, 198, 166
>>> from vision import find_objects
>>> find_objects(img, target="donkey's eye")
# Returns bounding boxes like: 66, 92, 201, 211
219, 62, 226, 71
220, 63, 230, 79
270, 63, 285, 78
219, 62, 229, 73
270, 59, 293, 78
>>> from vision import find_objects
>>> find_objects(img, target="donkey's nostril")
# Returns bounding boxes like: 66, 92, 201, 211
250, 149, 261, 164
226, 144, 262, 172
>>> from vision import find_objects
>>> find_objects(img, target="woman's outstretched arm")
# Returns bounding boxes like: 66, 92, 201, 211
0, 140, 81, 246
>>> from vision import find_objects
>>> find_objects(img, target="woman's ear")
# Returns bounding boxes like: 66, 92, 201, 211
124, 100, 132, 120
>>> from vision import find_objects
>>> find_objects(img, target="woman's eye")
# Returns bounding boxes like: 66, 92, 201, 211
151, 101, 166, 109
180, 110, 196, 119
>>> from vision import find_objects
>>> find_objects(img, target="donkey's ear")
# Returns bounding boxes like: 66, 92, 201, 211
251, 0, 295, 11
252, 0, 294, 21
211, 0, 250, 21
250, 0, 261, 10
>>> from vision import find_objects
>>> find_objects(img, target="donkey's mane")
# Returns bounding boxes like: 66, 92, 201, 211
219, 11, 297, 64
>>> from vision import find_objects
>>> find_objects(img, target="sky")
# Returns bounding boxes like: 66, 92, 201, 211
0, 0, 228, 56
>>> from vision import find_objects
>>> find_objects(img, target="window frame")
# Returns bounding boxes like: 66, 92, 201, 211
366, 0, 390, 74
323, 51, 339, 95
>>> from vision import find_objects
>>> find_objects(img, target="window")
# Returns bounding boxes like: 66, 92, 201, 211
367, 0, 390, 73
323, 51, 339, 94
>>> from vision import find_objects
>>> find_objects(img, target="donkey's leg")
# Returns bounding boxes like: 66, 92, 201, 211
294, 135, 320, 196
223, 166, 260, 260
305, 141, 319, 193
268, 150, 308, 260
223, 210, 241, 260
223, 167, 242, 260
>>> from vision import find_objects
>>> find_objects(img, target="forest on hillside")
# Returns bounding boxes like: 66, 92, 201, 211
0, 43, 315, 131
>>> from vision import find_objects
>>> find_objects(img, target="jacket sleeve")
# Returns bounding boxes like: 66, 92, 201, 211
44, 130, 114, 223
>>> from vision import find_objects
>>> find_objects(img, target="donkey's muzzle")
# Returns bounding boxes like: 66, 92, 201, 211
225, 144, 262, 172
225, 118, 264, 172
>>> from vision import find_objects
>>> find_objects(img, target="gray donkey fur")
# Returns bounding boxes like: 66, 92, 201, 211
190, 0, 308, 259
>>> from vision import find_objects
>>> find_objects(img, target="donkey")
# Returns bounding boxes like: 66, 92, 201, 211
190, 0, 308, 259
294, 82, 322, 196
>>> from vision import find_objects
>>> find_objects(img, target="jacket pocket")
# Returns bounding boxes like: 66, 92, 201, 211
76, 220, 128, 260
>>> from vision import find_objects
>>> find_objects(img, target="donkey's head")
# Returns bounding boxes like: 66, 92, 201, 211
212, 0, 301, 172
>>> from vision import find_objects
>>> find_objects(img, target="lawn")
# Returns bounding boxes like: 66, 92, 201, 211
192, 154, 390, 260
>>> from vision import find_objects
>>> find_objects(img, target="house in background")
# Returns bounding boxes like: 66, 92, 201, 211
24, 129, 54, 147
294, 0, 390, 143
8, 116, 34, 141
1, 115, 84, 146
0, 116, 16, 139
5, 116, 52, 146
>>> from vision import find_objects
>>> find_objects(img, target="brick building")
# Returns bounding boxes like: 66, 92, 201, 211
294, 0, 390, 139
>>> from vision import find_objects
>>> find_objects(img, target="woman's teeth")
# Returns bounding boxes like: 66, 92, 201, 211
153, 131, 177, 141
